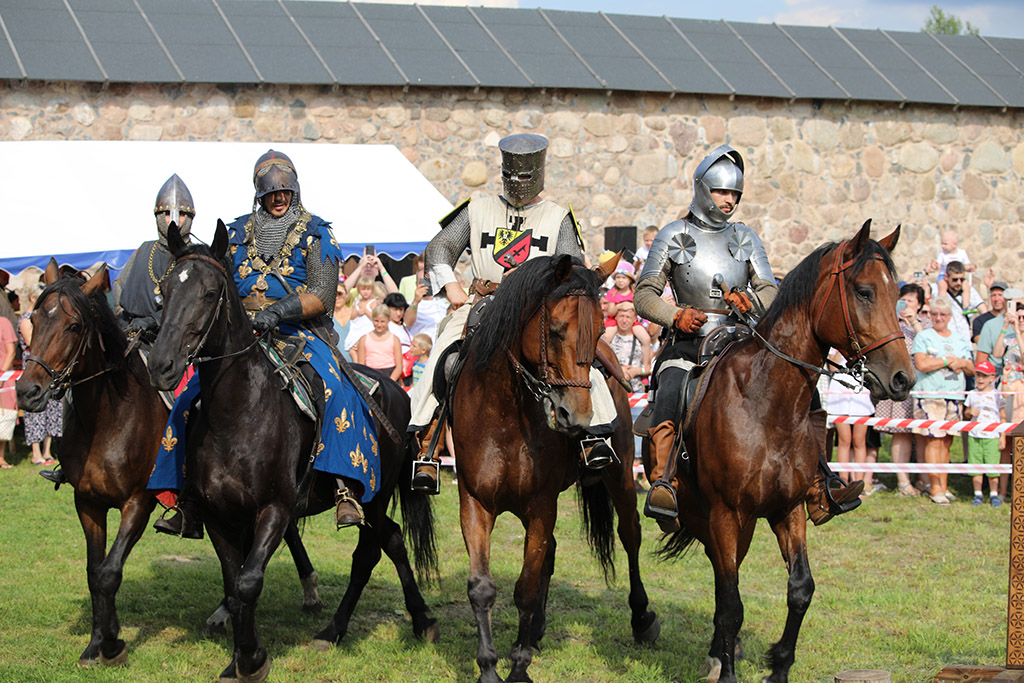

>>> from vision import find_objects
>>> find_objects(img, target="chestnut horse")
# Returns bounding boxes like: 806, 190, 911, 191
654, 222, 913, 682
147, 223, 438, 682
15, 260, 323, 667
452, 255, 660, 683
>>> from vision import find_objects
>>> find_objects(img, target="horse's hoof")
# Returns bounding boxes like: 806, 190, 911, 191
698, 656, 722, 682
238, 654, 270, 683
302, 599, 324, 614
420, 619, 440, 643
633, 611, 661, 644
506, 671, 533, 683
311, 638, 333, 652
99, 643, 128, 667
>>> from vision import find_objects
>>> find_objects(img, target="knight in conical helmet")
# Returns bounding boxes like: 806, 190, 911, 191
635, 144, 862, 531
406, 133, 621, 494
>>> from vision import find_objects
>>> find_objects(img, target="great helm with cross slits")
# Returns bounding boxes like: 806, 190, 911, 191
499, 134, 547, 209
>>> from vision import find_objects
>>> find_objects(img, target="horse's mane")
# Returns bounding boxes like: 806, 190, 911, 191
470, 256, 601, 372
37, 276, 130, 390
757, 237, 897, 334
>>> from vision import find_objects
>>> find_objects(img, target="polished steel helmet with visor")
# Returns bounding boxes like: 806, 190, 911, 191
688, 144, 744, 229
499, 134, 547, 208
253, 149, 299, 199
153, 174, 195, 240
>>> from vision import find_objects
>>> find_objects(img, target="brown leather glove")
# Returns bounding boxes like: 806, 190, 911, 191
673, 307, 707, 334
723, 289, 752, 314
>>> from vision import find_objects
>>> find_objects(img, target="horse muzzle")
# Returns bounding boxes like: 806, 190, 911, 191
148, 352, 184, 392
865, 368, 914, 403
545, 392, 594, 435
16, 379, 50, 413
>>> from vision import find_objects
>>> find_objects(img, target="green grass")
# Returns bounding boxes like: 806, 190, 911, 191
0, 437, 1011, 682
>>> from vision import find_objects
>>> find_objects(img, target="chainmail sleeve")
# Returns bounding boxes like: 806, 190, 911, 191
555, 213, 584, 259
425, 203, 471, 295
112, 248, 139, 313
304, 239, 338, 314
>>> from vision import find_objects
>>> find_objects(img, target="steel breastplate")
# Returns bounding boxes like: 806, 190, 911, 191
665, 220, 751, 335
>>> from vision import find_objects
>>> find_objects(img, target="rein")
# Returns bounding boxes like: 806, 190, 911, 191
169, 253, 265, 366
507, 287, 594, 400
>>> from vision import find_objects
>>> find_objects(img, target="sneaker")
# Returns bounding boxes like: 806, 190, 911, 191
931, 494, 951, 506
992, 496, 1003, 508
944, 491, 956, 502
972, 494, 984, 506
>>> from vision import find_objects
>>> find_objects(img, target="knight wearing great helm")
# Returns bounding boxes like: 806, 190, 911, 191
149, 150, 379, 538
634, 144, 862, 531
407, 133, 619, 493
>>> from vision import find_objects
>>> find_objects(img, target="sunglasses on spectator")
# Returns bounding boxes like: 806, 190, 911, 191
948, 276, 964, 282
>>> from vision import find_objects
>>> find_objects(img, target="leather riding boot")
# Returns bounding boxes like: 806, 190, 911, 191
154, 495, 204, 539
411, 417, 443, 494
335, 481, 365, 529
644, 420, 681, 532
806, 469, 864, 526
39, 467, 68, 490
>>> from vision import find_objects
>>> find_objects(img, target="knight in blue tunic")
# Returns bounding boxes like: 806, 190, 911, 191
150, 150, 378, 537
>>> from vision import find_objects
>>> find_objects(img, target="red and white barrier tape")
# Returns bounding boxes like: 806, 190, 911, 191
830, 462, 1012, 474
830, 414, 1018, 435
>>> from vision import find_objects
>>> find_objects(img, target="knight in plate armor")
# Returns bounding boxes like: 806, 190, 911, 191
634, 145, 861, 530
407, 133, 619, 493
150, 150, 379, 537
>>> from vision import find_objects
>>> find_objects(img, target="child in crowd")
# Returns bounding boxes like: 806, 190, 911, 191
928, 229, 976, 281
604, 262, 637, 327
343, 277, 384, 353
963, 360, 1005, 506
409, 333, 432, 386
633, 225, 658, 271
354, 304, 402, 382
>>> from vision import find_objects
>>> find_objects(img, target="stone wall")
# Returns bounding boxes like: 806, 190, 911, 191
3, 81, 1023, 279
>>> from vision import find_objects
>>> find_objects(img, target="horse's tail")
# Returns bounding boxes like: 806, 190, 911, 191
575, 480, 616, 585
655, 525, 698, 561
398, 439, 439, 584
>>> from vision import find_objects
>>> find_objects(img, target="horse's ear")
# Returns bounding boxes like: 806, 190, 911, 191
81, 264, 108, 296
167, 222, 187, 258
553, 254, 574, 284
593, 251, 621, 283
211, 220, 229, 261
43, 257, 60, 286
845, 219, 872, 259
877, 224, 900, 254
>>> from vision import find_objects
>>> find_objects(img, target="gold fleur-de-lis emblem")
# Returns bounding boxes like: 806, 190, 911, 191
316, 442, 325, 456
182, 409, 189, 424
161, 426, 178, 452
230, 245, 238, 256
335, 408, 350, 433
350, 444, 364, 469
279, 260, 294, 277
370, 436, 378, 458
303, 352, 312, 362
238, 262, 252, 279
369, 469, 376, 492
324, 387, 333, 401
329, 365, 341, 381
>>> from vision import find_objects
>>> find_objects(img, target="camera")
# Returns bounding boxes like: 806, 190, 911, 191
364, 244, 375, 256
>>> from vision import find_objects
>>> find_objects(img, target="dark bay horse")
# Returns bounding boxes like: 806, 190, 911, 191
15, 260, 324, 667
147, 222, 437, 682
654, 222, 913, 682
452, 255, 660, 683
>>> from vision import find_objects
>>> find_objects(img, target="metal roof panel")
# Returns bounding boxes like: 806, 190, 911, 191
218, 0, 330, 84
940, 34, 1024, 108
782, 25, 902, 102
473, 7, 600, 89
420, 6, 532, 88
355, 4, 476, 87
543, 9, 670, 92
605, 13, 731, 95
71, 0, 180, 82
733, 22, 846, 99
284, 1, 404, 86
988, 37, 1024, 77
838, 28, 956, 105
2, 0, 103, 81
137, 0, 256, 83
891, 30, 1004, 107
669, 18, 792, 98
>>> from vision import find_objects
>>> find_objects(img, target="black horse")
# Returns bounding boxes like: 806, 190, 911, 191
15, 260, 323, 667
147, 223, 438, 681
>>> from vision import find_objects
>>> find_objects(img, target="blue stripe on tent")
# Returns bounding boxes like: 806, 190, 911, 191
337, 241, 427, 260
0, 250, 136, 279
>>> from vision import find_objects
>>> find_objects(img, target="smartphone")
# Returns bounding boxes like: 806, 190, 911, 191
365, 245, 375, 256
913, 271, 924, 281
896, 300, 907, 312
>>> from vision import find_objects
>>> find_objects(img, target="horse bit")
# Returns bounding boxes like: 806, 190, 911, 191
507, 288, 594, 401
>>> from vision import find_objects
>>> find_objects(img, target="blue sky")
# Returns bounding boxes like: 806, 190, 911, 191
366, 0, 1024, 40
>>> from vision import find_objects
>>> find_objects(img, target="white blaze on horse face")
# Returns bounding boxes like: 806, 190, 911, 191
178, 267, 190, 283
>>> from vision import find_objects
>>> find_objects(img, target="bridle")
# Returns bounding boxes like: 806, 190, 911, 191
507, 288, 595, 401
166, 253, 262, 366
812, 239, 904, 366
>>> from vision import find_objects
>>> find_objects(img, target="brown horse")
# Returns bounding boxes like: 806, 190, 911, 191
452, 254, 660, 683
15, 260, 324, 667
654, 221, 913, 682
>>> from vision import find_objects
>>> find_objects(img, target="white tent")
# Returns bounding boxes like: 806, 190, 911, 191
0, 141, 451, 276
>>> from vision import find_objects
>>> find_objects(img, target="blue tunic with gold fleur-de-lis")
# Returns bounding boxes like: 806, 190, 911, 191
148, 211, 381, 502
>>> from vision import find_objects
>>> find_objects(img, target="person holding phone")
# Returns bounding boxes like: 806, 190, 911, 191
975, 280, 1011, 375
